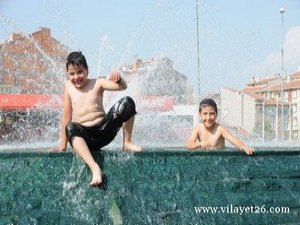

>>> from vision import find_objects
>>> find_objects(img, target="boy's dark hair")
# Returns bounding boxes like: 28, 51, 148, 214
66, 51, 88, 70
199, 98, 218, 114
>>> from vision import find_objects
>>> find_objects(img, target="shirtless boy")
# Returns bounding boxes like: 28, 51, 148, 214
186, 98, 254, 155
53, 51, 141, 187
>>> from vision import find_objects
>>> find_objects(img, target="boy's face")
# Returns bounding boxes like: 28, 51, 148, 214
199, 106, 217, 129
67, 64, 88, 89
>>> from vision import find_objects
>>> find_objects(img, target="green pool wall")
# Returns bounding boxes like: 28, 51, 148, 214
0, 149, 300, 225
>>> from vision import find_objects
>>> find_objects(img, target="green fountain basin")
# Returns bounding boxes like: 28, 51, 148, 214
0, 148, 299, 225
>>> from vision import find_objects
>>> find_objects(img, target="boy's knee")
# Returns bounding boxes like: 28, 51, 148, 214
65, 122, 75, 135
114, 96, 137, 122
65, 122, 87, 147
120, 96, 135, 108
125, 96, 135, 106
65, 122, 83, 141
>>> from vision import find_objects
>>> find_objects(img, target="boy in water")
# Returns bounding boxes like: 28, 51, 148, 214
53, 51, 141, 187
186, 98, 254, 155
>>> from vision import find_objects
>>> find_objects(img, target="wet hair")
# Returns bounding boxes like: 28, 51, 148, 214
199, 98, 218, 114
66, 51, 88, 71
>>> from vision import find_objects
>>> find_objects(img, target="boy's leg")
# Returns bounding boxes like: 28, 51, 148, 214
105, 96, 142, 151
123, 115, 142, 152
71, 136, 103, 186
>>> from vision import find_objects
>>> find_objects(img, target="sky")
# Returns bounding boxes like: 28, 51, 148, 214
0, 0, 300, 96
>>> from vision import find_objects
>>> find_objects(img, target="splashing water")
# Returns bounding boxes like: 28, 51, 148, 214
0, 15, 195, 151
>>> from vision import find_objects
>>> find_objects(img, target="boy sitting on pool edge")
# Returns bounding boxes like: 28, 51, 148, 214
52, 51, 142, 187
186, 98, 254, 155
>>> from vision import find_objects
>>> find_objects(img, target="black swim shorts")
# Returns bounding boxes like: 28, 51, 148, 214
66, 96, 137, 151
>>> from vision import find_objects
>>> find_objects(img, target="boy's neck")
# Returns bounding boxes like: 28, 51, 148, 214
203, 122, 217, 132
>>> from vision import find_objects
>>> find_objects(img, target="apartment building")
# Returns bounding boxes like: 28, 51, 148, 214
258, 71, 300, 139
221, 71, 300, 141
119, 57, 189, 110
118, 57, 193, 144
0, 28, 68, 140
0, 27, 68, 94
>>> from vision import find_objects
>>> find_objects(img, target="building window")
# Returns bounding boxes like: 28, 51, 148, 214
293, 117, 298, 123
284, 91, 288, 99
293, 131, 298, 138
266, 93, 270, 98
292, 90, 297, 99
292, 104, 297, 113
284, 122, 289, 131
293, 117, 298, 129
271, 92, 277, 99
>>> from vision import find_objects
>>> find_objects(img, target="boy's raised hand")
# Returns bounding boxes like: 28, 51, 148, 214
108, 70, 121, 83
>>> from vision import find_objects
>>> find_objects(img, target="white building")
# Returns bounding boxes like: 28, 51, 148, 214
221, 71, 300, 141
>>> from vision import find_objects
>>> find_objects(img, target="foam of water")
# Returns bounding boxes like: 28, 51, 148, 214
1, 7, 297, 151
0, 16, 194, 149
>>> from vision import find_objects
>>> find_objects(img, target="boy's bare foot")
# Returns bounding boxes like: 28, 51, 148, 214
124, 142, 142, 152
90, 163, 103, 187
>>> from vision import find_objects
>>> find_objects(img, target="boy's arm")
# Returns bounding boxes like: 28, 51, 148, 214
221, 126, 254, 155
186, 127, 210, 150
52, 84, 72, 152
99, 70, 127, 91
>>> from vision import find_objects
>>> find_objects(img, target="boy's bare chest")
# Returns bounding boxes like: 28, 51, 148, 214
199, 129, 223, 146
71, 90, 99, 105
68, 83, 103, 110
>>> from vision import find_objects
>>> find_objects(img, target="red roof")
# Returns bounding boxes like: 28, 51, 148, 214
263, 79, 300, 91
0, 94, 62, 110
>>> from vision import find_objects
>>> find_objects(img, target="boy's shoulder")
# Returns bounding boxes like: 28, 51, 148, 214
194, 123, 203, 132
215, 123, 229, 134
214, 122, 224, 130
65, 80, 72, 90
